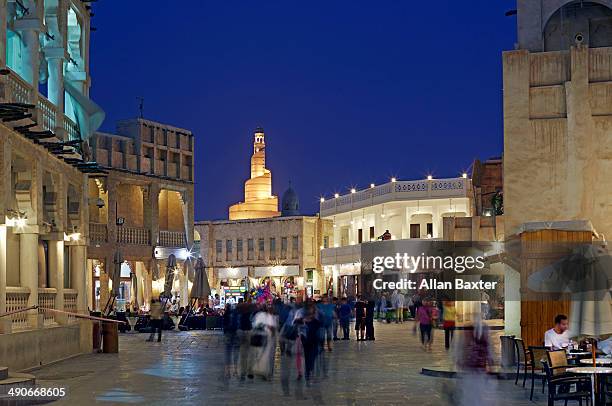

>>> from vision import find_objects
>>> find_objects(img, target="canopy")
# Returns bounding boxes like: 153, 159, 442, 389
64, 79, 105, 140
527, 244, 612, 338
190, 257, 211, 300
130, 271, 138, 309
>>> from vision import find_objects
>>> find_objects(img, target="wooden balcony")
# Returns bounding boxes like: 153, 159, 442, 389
116, 226, 151, 245
159, 230, 186, 247
89, 222, 108, 243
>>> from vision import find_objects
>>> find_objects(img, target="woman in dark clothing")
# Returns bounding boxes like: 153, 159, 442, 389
365, 299, 376, 340
298, 303, 322, 382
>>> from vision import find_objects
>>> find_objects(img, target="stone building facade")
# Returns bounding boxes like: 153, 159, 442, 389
503, 0, 612, 342
196, 216, 331, 300
504, 0, 612, 238
88, 119, 195, 311
0, 0, 103, 370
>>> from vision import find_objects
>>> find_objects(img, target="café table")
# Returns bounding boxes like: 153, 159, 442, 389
579, 358, 612, 366
566, 366, 612, 405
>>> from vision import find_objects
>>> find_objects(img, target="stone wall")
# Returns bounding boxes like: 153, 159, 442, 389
503, 45, 612, 238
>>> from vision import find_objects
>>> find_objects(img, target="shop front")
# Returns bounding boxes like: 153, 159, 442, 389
327, 263, 361, 299
217, 267, 249, 304
252, 265, 303, 302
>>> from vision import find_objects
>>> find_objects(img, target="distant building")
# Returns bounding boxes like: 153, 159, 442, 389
88, 119, 195, 311
198, 128, 332, 300
320, 176, 472, 297
229, 128, 280, 220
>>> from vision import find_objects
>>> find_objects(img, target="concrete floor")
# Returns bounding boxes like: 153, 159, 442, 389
30, 321, 547, 406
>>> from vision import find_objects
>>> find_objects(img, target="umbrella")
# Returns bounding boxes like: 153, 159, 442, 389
110, 250, 123, 297
527, 244, 612, 370
163, 254, 176, 299
130, 271, 138, 309
190, 257, 211, 300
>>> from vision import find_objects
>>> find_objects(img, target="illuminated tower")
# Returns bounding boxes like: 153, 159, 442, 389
229, 128, 280, 220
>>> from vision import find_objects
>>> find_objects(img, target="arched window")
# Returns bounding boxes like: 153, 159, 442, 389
544, 1, 612, 51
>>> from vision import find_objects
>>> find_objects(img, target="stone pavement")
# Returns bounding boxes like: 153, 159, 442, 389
29, 321, 546, 406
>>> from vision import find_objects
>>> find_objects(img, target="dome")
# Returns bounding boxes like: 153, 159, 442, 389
281, 184, 300, 216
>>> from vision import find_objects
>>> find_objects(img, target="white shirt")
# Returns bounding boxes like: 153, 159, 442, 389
544, 328, 571, 350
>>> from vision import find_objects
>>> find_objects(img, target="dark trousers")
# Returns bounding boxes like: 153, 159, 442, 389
420, 323, 432, 345
340, 320, 349, 339
302, 339, 318, 380
444, 326, 455, 349
149, 319, 162, 342
365, 318, 375, 340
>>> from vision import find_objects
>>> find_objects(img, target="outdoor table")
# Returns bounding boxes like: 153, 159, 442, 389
579, 358, 612, 365
566, 366, 612, 405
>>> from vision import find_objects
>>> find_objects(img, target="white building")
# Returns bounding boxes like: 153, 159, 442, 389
320, 176, 472, 297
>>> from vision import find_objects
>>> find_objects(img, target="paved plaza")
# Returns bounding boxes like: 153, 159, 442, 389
25, 321, 548, 406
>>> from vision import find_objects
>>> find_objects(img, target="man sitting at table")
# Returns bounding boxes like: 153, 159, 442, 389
544, 314, 571, 350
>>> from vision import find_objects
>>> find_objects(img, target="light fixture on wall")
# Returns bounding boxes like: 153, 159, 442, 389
427, 175, 433, 180
370, 183, 375, 188
350, 188, 356, 194
334, 193, 339, 198
390, 177, 396, 183
462, 172, 468, 179
320, 197, 325, 203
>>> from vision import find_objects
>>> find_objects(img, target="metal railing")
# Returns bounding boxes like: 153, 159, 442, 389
38, 288, 57, 326
6, 287, 30, 330
89, 222, 108, 243
117, 226, 151, 245
159, 230, 185, 247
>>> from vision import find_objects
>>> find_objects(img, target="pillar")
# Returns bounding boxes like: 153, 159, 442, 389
20, 232, 40, 328
46, 54, 66, 139
70, 244, 87, 313
135, 261, 145, 309
0, 225, 8, 333
48, 239, 66, 324
0, 0, 7, 67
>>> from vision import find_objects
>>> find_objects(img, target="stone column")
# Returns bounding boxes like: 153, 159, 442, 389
46, 53, 66, 139
20, 231, 40, 328
0, 0, 7, 68
0, 225, 8, 333
70, 244, 87, 313
48, 239, 66, 324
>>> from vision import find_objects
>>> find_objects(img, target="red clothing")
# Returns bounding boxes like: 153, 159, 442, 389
416, 305, 432, 325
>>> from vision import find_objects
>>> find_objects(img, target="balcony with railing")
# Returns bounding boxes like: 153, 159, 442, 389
38, 288, 57, 326
116, 226, 151, 245
4, 68, 81, 140
64, 290, 78, 323
159, 230, 186, 247
320, 177, 471, 217
90, 222, 108, 243
6, 287, 30, 330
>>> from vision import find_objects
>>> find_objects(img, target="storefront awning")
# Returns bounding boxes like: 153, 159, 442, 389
218, 267, 249, 279
254, 265, 299, 278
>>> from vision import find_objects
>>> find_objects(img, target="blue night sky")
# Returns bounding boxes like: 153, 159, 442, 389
89, 1, 516, 220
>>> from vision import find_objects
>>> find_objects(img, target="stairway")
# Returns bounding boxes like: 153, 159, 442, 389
0, 366, 58, 405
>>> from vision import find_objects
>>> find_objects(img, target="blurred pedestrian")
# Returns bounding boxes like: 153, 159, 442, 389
236, 298, 254, 380
416, 299, 434, 350
354, 295, 366, 341
442, 300, 456, 350
365, 299, 376, 340
338, 297, 351, 340
146, 297, 163, 342
223, 303, 239, 378
251, 305, 278, 380
332, 297, 340, 341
